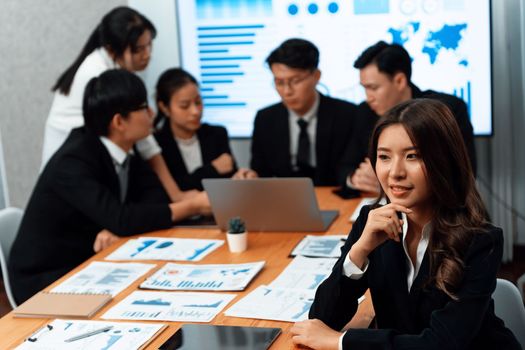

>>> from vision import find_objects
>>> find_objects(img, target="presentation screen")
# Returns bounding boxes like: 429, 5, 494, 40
176, 0, 492, 137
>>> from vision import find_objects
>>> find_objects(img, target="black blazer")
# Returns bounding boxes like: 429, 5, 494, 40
338, 83, 477, 183
250, 93, 357, 186
154, 122, 236, 191
309, 206, 520, 349
9, 128, 173, 303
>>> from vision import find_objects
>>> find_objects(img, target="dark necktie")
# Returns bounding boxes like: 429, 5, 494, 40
117, 156, 130, 203
296, 118, 310, 168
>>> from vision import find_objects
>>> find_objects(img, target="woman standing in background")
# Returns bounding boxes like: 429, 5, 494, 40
42, 6, 192, 201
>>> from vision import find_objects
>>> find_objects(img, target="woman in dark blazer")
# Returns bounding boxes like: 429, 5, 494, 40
154, 68, 236, 191
291, 99, 520, 349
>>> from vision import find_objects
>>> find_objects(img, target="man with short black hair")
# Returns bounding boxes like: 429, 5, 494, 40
341, 41, 476, 193
235, 38, 357, 186
9, 69, 210, 303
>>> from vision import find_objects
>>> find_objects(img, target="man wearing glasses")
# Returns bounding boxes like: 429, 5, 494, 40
235, 38, 357, 185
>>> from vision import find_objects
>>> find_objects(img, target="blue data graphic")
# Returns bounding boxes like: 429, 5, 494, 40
177, 0, 492, 136
197, 23, 264, 110
303, 239, 340, 256
454, 81, 472, 117
177, 280, 224, 289
184, 300, 222, 308
187, 242, 216, 261
96, 269, 134, 285
130, 240, 156, 257
132, 298, 171, 306
309, 274, 326, 289
101, 335, 122, 350
354, 0, 390, 14
122, 311, 162, 318
196, 0, 272, 19
291, 298, 314, 321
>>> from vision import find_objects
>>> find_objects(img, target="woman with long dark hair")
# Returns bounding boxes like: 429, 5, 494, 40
153, 68, 236, 191
42, 7, 190, 201
291, 99, 520, 349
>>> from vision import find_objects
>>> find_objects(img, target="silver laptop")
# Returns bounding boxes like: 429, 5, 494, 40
202, 178, 339, 232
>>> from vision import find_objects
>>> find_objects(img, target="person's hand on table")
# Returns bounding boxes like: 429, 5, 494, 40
232, 168, 258, 179
93, 229, 121, 253
291, 319, 341, 350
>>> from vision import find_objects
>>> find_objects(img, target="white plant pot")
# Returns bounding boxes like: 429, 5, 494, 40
226, 231, 248, 253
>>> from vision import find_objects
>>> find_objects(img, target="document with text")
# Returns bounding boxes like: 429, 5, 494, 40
15, 319, 165, 350
50, 261, 156, 296
102, 290, 236, 323
105, 237, 224, 261
141, 261, 265, 291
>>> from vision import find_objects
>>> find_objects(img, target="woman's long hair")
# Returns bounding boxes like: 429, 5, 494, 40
52, 6, 156, 95
369, 98, 489, 299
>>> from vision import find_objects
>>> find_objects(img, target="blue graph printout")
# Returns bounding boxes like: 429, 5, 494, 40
102, 291, 236, 322
291, 235, 346, 258
141, 261, 265, 291
177, 0, 492, 136
15, 319, 164, 350
225, 285, 315, 322
104, 237, 224, 261
50, 262, 156, 296
270, 256, 337, 290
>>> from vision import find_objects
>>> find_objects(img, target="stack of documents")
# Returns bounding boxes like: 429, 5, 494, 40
105, 237, 223, 261
225, 256, 337, 322
140, 261, 265, 291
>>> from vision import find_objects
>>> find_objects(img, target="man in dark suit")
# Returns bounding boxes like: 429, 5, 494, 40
9, 70, 210, 304
340, 41, 477, 193
235, 38, 357, 186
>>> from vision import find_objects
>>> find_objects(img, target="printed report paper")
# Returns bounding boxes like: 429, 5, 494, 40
225, 285, 314, 322
290, 235, 346, 258
141, 261, 265, 291
105, 237, 224, 261
102, 290, 236, 323
270, 256, 337, 290
50, 262, 156, 296
15, 319, 165, 350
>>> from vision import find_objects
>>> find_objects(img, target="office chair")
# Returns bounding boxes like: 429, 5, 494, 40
493, 278, 525, 347
0, 207, 23, 309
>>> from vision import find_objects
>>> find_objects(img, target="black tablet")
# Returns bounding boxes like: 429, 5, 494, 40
159, 324, 281, 350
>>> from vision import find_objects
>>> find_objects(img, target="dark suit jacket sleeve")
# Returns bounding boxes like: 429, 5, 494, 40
340, 227, 506, 350
191, 126, 236, 182
52, 154, 173, 236
309, 206, 371, 330
250, 110, 270, 176
336, 105, 378, 187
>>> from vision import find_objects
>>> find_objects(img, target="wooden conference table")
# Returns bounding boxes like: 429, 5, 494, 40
0, 187, 375, 349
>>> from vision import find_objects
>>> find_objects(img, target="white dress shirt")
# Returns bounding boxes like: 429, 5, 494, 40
338, 212, 431, 349
42, 48, 160, 167
175, 135, 203, 174
99, 137, 132, 173
288, 93, 320, 169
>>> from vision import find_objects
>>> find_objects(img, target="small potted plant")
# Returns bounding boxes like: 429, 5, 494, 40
226, 217, 247, 253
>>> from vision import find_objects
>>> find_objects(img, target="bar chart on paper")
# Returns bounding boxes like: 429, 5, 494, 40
140, 262, 265, 291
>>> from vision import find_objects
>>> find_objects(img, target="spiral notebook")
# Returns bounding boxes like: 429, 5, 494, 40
13, 291, 112, 319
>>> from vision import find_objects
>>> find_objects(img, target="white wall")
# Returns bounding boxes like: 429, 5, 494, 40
0, 0, 125, 208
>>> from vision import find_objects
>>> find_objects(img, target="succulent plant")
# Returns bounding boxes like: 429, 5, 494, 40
228, 217, 246, 234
